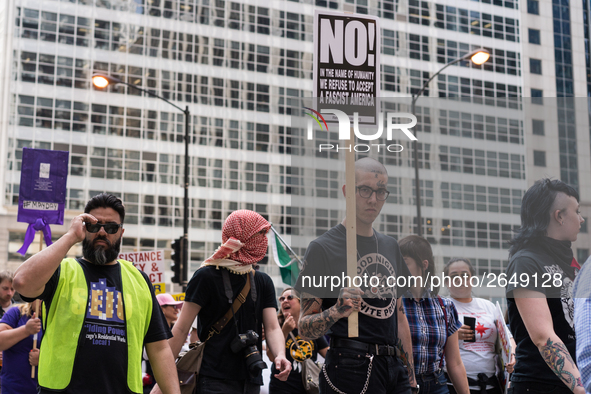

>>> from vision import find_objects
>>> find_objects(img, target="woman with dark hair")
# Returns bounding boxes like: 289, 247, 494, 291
444, 258, 516, 394
505, 178, 585, 394
268, 288, 328, 394
400, 235, 469, 394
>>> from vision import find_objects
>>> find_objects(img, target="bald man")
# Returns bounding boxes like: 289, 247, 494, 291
296, 158, 417, 394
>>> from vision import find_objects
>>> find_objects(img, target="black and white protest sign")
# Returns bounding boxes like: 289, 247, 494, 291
313, 11, 380, 124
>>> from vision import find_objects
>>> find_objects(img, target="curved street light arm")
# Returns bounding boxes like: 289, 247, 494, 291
93, 74, 188, 115
408, 49, 488, 237
411, 57, 465, 111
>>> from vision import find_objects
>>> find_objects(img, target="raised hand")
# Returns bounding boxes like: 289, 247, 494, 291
68, 213, 98, 243
283, 312, 297, 333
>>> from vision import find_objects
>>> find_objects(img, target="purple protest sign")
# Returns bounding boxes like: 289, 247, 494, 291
17, 148, 69, 255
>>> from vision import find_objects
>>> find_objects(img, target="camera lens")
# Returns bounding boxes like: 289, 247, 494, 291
244, 345, 267, 377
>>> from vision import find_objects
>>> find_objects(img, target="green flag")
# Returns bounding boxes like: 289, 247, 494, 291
269, 230, 299, 286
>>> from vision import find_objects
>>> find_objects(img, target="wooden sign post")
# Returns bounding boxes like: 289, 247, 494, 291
345, 132, 358, 337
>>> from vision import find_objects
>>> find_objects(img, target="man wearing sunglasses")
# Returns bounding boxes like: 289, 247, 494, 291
13, 193, 180, 394
296, 157, 417, 394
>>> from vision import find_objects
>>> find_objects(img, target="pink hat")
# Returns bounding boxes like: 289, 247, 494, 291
156, 293, 183, 307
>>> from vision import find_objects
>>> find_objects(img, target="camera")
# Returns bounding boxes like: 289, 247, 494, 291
230, 330, 267, 377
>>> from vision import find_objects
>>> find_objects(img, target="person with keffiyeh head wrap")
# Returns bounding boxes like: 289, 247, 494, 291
156, 210, 291, 394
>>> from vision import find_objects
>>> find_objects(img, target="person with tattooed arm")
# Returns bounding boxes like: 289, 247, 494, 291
505, 179, 585, 394
295, 158, 417, 394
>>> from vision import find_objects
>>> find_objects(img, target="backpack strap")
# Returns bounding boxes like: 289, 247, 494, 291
437, 295, 448, 370
205, 270, 252, 341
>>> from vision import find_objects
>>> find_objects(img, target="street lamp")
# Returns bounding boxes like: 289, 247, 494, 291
410, 49, 490, 237
92, 73, 191, 286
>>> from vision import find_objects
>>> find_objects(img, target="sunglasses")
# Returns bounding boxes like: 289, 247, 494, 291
279, 295, 299, 302
85, 222, 122, 234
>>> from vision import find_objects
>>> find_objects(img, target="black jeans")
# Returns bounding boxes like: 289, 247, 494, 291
449, 385, 502, 394
319, 348, 411, 394
197, 375, 260, 394
415, 369, 449, 394
509, 381, 572, 394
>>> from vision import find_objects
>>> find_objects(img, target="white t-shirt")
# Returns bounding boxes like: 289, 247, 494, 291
449, 297, 498, 389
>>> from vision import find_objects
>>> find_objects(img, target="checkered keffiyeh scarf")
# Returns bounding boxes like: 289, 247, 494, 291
201, 210, 271, 274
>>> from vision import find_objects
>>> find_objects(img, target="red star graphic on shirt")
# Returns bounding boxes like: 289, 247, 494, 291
475, 322, 490, 338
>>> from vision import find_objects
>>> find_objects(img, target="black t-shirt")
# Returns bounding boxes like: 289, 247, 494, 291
269, 329, 328, 394
295, 224, 411, 345
505, 246, 577, 385
185, 266, 277, 384
22, 259, 171, 394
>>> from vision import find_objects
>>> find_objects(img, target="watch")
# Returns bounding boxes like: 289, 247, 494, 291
411, 384, 420, 394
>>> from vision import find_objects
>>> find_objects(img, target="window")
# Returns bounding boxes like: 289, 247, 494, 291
532, 119, 544, 135
533, 150, 546, 167
527, 0, 539, 15
531, 89, 543, 104
528, 29, 540, 44
530, 58, 542, 74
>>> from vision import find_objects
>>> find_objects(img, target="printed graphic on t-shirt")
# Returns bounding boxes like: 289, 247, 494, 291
544, 264, 574, 330
357, 252, 397, 319
287, 335, 315, 361
84, 278, 127, 346
286, 334, 316, 373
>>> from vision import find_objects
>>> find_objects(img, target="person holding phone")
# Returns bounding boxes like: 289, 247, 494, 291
444, 258, 516, 394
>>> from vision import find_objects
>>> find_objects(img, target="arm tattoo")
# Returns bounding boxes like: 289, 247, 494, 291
540, 338, 583, 390
299, 295, 342, 340
396, 338, 416, 385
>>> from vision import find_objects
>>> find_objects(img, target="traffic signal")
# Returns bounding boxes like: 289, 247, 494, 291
171, 237, 182, 284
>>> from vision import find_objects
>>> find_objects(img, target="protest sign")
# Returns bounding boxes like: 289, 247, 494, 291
119, 250, 166, 293
495, 301, 512, 365
17, 148, 69, 255
313, 11, 380, 124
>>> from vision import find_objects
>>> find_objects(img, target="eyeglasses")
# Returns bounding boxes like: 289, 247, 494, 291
279, 295, 299, 302
85, 222, 123, 234
356, 186, 390, 201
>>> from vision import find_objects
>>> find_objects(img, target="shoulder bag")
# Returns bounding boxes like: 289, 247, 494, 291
289, 332, 321, 394
176, 271, 254, 394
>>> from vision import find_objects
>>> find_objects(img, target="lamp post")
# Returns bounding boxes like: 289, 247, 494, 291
92, 74, 190, 286
410, 49, 490, 237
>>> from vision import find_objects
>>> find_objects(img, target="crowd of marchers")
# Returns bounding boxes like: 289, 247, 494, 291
0, 159, 590, 394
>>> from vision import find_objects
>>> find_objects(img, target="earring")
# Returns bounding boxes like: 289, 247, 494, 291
561, 221, 564, 225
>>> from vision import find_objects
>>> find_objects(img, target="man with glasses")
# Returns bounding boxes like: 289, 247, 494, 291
13, 193, 180, 394
296, 158, 417, 394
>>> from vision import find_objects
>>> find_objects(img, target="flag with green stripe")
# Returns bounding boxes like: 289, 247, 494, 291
269, 230, 299, 286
